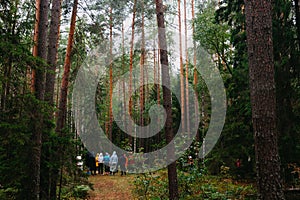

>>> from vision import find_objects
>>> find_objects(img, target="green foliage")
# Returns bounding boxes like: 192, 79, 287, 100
193, 0, 255, 179
59, 176, 92, 200
133, 169, 256, 200
133, 171, 169, 200
0, 0, 299, 198
0, 187, 18, 200
194, 0, 232, 74
73, 185, 91, 198
212, 0, 300, 186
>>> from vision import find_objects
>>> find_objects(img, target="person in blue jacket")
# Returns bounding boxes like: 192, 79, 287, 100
103, 152, 110, 175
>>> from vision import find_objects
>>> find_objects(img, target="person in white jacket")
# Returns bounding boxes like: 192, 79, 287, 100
109, 151, 118, 175
98, 153, 104, 175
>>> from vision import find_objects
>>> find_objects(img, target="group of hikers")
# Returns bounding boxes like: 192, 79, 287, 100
85, 151, 130, 176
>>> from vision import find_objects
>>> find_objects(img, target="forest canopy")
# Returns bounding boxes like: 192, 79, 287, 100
0, 0, 300, 199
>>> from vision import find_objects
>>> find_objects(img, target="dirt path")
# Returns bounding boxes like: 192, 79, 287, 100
88, 174, 135, 200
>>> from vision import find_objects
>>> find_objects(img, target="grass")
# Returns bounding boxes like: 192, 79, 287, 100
88, 174, 135, 200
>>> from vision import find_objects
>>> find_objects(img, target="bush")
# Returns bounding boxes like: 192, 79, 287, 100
0, 187, 18, 200
133, 168, 256, 199
133, 171, 169, 200
73, 185, 91, 198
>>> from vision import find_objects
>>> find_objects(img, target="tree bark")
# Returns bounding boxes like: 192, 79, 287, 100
139, 0, 145, 150
30, 0, 41, 92
245, 0, 285, 199
129, 0, 137, 149
29, 0, 49, 198
0, 59, 12, 112
42, 0, 62, 198
108, 5, 113, 148
177, 0, 185, 133
184, 0, 190, 135
155, 0, 179, 199
191, 0, 200, 142
46, 0, 61, 104
122, 22, 127, 140
294, 0, 300, 48
54, 0, 77, 198
157, 48, 161, 107
56, 0, 77, 140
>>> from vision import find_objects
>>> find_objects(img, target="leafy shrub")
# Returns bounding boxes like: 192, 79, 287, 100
0, 187, 18, 200
73, 185, 91, 198
133, 168, 256, 199
133, 171, 169, 200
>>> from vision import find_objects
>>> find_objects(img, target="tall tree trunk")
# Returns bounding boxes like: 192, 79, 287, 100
46, 0, 61, 104
129, 0, 137, 150
244, 0, 285, 199
295, 0, 300, 48
153, 41, 162, 148
184, 0, 190, 135
0, 0, 20, 111
56, 0, 77, 143
157, 47, 161, 143
29, 0, 49, 198
155, 0, 179, 199
145, 61, 150, 152
44, 0, 62, 199
139, 0, 145, 150
30, 0, 41, 92
122, 22, 127, 140
0, 59, 12, 112
108, 5, 113, 147
157, 48, 161, 107
178, 0, 185, 133
191, 0, 199, 142
55, 0, 78, 198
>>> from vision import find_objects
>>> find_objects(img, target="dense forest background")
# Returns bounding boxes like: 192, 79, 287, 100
0, 0, 300, 199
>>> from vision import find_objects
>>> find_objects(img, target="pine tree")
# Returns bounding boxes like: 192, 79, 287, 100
178, 0, 185, 133
29, 0, 49, 198
42, 0, 62, 198
108, 5, 113, 148
55, 0, 78, 198
184, 0, 190, 135
155, 0, 179, 199
129, 0, 137, 151
245, 0, 285, 198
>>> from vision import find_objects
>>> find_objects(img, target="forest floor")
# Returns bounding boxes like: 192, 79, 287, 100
88, 173, 135, 200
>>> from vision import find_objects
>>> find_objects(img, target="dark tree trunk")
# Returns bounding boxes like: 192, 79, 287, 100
0, 60, 12, 112
157, 48, 161, 144
295, 0, 300, 48
244, 0, 285, 199
29, 0, 49, 199
155, 0, 179, 199
108, 5, 113, 149
41, 0, 61, 198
